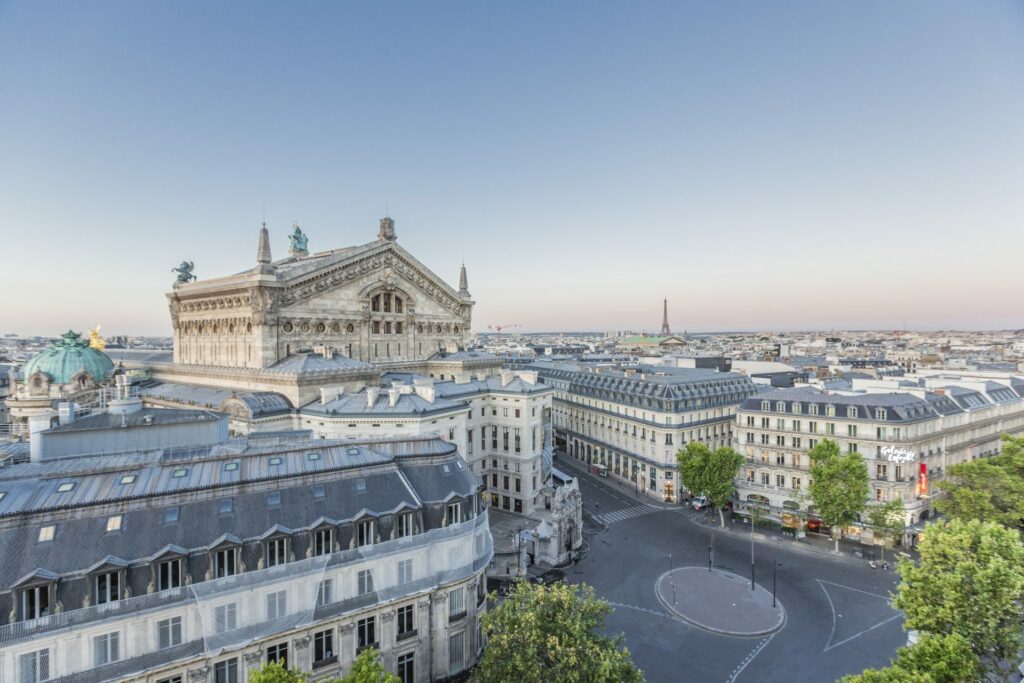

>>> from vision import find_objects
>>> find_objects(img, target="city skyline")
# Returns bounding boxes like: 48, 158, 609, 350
2, 1, 1022, 335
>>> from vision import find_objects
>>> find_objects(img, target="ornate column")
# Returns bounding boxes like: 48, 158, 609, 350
243, 650, 263, 676
339, 622, 356, 668
294, 634, 313, 671
378, 609, 396, 669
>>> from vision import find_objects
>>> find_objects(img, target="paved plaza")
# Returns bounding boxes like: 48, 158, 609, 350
558, 454, 905, 683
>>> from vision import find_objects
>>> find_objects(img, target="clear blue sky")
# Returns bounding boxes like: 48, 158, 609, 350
1, 1, 1022, 336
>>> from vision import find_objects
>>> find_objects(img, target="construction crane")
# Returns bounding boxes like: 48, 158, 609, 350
487, 323, 521, 342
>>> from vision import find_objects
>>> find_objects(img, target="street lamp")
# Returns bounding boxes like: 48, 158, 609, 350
772, 560, 781, 608
750, 506, 756, 590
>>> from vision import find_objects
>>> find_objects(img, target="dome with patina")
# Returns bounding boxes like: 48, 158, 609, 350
22, 331, 115, 385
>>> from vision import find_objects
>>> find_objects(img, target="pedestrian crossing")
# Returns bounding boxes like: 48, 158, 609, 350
593, 503, 662, 526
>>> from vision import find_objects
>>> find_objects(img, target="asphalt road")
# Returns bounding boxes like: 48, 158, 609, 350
561, 458, 904, 683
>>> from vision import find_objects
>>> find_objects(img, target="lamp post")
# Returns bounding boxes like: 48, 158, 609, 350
708, 531, 715, 573
772, 560, 781, 607
750, 506, 756, 590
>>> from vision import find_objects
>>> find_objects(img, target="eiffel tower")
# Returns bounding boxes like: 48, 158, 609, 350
660, 298, 671, 335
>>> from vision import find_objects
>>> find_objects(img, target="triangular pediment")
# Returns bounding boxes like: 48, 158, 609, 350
277, 241, 467, 315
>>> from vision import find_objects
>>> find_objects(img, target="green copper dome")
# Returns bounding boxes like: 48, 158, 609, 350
22, 330, 115, 385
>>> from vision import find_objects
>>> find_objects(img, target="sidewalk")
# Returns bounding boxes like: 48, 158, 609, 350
554, 453, 683, 510
688, 513, 916, 566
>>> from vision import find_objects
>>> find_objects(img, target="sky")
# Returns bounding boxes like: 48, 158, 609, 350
1, 1, 1022, 336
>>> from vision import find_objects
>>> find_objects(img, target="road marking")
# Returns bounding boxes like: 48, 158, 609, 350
825, 613, 903, 652
817, 579, 902, 652
725, 633, 775, 683
606, 600, 676, 620
594, 504, 661, 525
817, 579, 891, 601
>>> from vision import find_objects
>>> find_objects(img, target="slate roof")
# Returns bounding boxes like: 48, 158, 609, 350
433, 376, 553, 399
741, 387, 964, 422
265, 351, 376, 375
0, 436, 477, 590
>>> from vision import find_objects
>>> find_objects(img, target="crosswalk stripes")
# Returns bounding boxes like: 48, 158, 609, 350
593, 503, 661, 526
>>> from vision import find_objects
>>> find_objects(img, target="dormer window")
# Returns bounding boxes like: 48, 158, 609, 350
106, 515, 123, 533
394, 512, 413, 539
446, 502, 462, 525
776, 402, 786, 413
95, 570, 121, 604
265, 537, 288, 567
213, 546, 238, 578
761, 401, 771, 411
163, 507, 179, 524
825, 406, 836, 417
875, 409, 886, 421
18, 583, 53, 621
810, 404, 819, 416
38, 526, 55, 543
847, 407, 857, 418
157, 557, 182, 591
356, 519, 375, 548
311, 528, 333, 557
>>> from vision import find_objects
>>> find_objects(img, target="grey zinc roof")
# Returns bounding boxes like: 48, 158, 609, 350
432, 376, 553, 399
233, 392, 294, 416
301, 389, 464, 417
42, 408, 223, 434
138, 381, 293, 416
265, 351, 376, 375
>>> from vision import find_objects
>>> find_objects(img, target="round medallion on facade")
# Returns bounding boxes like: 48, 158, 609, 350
300, 322, 310, 334
346, 323, 355, 333
283, 322, 294, 333
316, 323, 326, 334
331, 323, 341, 334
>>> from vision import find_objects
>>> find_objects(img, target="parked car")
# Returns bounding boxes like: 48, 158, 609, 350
691, 496, 710, 511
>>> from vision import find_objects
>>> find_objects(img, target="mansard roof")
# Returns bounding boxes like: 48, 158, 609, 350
740, 387, 964, 422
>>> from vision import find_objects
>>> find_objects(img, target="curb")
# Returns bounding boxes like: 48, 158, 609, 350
653, 568, 787, 638
684, 515, 869, 566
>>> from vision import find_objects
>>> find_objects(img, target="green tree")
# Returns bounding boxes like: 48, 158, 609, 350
676, 442, 744, 527
337, 647, 399, 683
807, 439, 869, 552
841, 632, 981, 683
473, 580, 644, 683
894, 519, 1024, 682
248, 662, 306, 683
936, 433, 1024, 530
866, 499, 905, 565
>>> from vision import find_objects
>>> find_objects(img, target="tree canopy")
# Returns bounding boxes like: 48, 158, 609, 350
893, 518, 1024, 681
676, 442, 744, 526
472, 580, 644, 683
247, 648, 397, 683
866, 499, 905, 564
807, 439, 869, 551
935, 433, 1024, 530
842, 633, 981, 683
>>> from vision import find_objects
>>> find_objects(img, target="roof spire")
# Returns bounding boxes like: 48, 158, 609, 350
257, 222, 272, 264
458, 262, 470, 297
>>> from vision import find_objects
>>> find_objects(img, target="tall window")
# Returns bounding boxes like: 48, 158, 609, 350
214, 548, 237, 578
158, 558, 182, 591
314, 629, 334, 664
397, 604, 415, 638
94, 632, 120, 666
19, 585, 51, 621
266, 590, 287, 619
266, 642, 288, 668
20, 650, 49, 683
95, 571, 120, 604
317, 579, 332, 607
449, 631, 465, 674
265, 538, 287, 567
157, 617, 182, 649
358, 569, 374, 595
214, 658, 238, 683
357, 616, 376, 650
398, 652, 415, 683
356, 519, 375, 547
449, 587, 466, 620
312, 528, 333, 557
215, 603, 237, 633
397, 558, 413, 585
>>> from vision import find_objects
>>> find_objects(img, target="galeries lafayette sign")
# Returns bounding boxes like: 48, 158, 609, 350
882, 445, 916, 463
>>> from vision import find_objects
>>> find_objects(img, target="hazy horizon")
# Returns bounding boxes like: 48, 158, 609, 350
2, 2, 1022, 336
